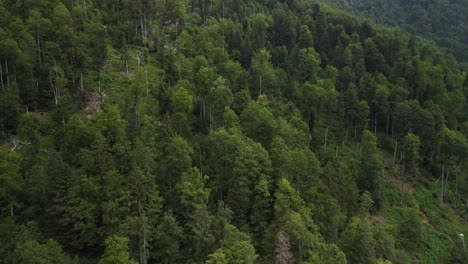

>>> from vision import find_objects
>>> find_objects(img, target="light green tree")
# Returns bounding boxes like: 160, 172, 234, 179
99, 236, 137, 264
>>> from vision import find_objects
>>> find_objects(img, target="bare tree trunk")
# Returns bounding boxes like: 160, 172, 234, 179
393, 140, 398, 164
386, 112, 390, 134
259, 75, 262, 95
145, 64, 149, 97
455, 166, 459, 208
203, 98, 206, 119
400, 165, 406, 204
0, 60, 3, 91
50, 62, 61, 106
83, 0, 88, 18
391, 118, 395, 139
137, 50, 141, 68
344, 127, 348, 143
324, 125, 329, 151
443, 168, 449, 200
374, 112, 377, 136
354, 120, 357, 139
37, 34, 42, 67
5, 59, 10, 88
465, 196, 468, 221
80, 70, 84, 93
1, 116, 4, 138
209, 104, 213, 130
222, 0, 226, 17
440, 164, 445, 203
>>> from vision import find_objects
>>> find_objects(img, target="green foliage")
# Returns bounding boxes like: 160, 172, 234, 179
240, 96, 275, 147
0, 147, 21, 215
171, 87, 193, 114
210, 224, 257, 264
340, 216, 376, 264
321, 0, 468, 61
403, 132, 421, 174
358, 130, 385, 208
152, 211, 183, 263
99, 236, 137, 264
0, 1, 467, 263
13, 239, 74, 264
398, 209, 422, 251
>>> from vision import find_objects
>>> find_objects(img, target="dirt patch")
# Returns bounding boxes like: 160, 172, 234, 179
388, 177, 416, 195
371, 213, 386, 224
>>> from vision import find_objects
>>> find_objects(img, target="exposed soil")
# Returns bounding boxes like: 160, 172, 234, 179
371, 213, 386, 224
388, 177, 416, 195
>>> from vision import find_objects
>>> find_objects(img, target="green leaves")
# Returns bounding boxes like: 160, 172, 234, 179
171, 87, 193, 114
240, 98, 275, 147
0, 147, 21, 215
358, 130, 385, 208
403, 132, 421, 173
1, 1, 468, 263
208, 224, 257, 264
340, 216, 376, 264
14, 239, 74, 264
99, 236, 137, 264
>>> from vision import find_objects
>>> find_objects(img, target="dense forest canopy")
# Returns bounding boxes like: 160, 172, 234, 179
0, 0, 467, 263
319, 0, 468, 62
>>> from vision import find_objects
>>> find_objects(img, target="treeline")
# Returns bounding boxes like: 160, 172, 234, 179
0, 0, 467, 263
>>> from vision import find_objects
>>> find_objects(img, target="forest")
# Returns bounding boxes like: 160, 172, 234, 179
0, 0, 467, 263
319, 0, 468, 62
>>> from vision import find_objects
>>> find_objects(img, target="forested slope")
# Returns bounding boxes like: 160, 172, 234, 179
319, 0, 468, 62
0, 0, 467, 263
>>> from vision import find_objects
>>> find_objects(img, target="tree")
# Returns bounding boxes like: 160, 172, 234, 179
240, 96, 275, 147
164, 0, 186, 22
339, 216, 376, 264
358, 130, 385, 208
401, 132, 421, 202
297, 48, 321, 83
17, 113, 40, 152
206, 251, 228, 264
13, 239, 74, 264
161, 136, 193, 206
250, 50, 276, 95
101, 170, 132, 237
247, 13, 272, 51
208, 77, 233, 129
298, 25, 314, 49
124, 140, 162, 264
152, 211, 183, 263
176, 167, 214, 262
0, 147, 21, 217
170, 87, 193, 135
99, 236, 137, 264
398, 209, 422, 251
227, 137, 272, 229
171, 87, 193, 114
49, 173, 100, 251
209, 224, 257, 264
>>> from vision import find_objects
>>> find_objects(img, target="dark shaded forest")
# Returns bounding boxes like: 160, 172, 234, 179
319, 0, 468, 62
0, 0, 467, 263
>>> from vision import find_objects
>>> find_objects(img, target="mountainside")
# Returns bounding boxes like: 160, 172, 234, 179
0, 0, 467, 263
319, 0, 468, 62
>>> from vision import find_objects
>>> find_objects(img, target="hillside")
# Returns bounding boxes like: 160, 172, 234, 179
319, 0, 468, 62
0, 0, 467, 263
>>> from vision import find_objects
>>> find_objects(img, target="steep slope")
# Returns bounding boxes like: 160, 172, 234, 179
0, 0, 467, 263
